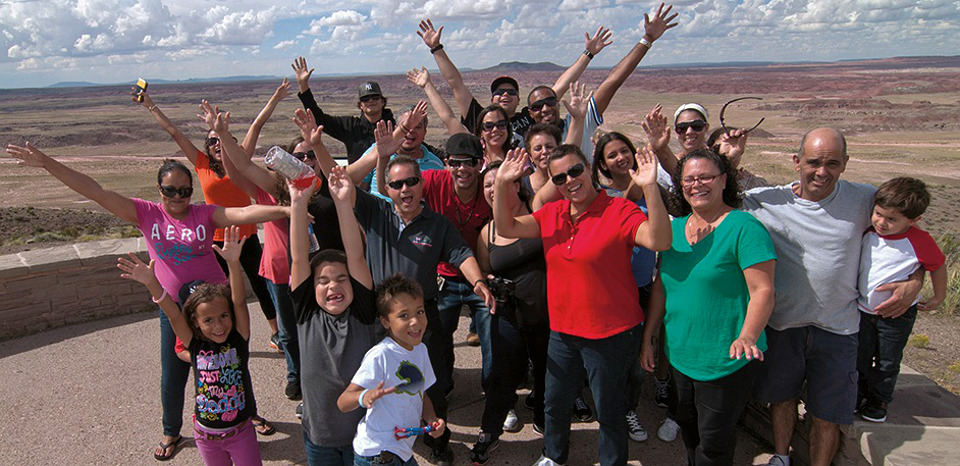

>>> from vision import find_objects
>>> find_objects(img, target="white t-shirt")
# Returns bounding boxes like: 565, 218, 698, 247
858, 226, 945, 314
351, 336, 436, 461
561, 97, 602, 159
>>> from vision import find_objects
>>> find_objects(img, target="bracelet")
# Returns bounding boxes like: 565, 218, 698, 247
148, 105, 158, 112
151, 289, 168, 303
472, 278, 485, 288
430, 44, 444, 54
358, 389, 370, 409
639, 37, 653, 49
583, 49, 595, 59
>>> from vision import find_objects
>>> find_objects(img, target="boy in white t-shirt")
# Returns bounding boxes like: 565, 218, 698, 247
338, 274, 446, 465
857, 177, 947, 423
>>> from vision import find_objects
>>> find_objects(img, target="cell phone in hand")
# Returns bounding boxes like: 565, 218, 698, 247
134, 78, 148, 102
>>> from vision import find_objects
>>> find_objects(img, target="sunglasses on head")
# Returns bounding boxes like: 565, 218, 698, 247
160, 185, 194, 198
359, 95, 382, 103
530, 96, 558, 112
493, 88, 518, 97
550, 163, 586, 186
675, 120, 707, 133
447, 158, 479, 168
387, 176, 421, 190
293, 150, 316, 161
481, 120, 508, 132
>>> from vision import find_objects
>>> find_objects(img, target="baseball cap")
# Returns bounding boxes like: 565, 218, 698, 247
359, 81, 383, 99
490, 76, 519, 95
445, 133, 483, 160
674, 103, 709, 124
178, 280, 207, 305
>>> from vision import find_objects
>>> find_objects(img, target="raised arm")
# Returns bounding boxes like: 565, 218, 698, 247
213, 226, 251, 340
629, 146, 672, 251
240, 78, 292, 156
641, 104, 678, 177
133, 89, 200, 166
373, 120, 401, 197
5, 143, 137, 223
328, 165, 373, 289
292, 56, 351, 141
118, 252, 194, 343
418, 19, 475, 116
213, 203, 289, 228
408, 67, 469, 135
593, 3, 678, 115
494, 149, 542, 239
731, 260, 776, 361
551, 27, 613, 98
288, 178, 315, 290
293, 108, 337, 177
561, 82, 590, 149
199, 101, 258, 198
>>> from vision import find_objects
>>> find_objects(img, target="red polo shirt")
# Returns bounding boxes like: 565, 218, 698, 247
422, 169, 491, 278
532, 190, 646, 339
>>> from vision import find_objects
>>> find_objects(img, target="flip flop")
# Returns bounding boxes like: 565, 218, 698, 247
153, 435, 183, 461
252, 416, 276, 436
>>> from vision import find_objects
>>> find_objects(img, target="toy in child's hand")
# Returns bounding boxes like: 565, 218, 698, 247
394, 422, 440, 440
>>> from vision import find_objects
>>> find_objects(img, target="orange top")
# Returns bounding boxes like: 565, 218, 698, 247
195, 150, 258, 241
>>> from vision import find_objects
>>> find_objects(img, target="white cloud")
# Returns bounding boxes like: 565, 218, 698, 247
274, 39, 297, 49
318, 10, 367, 26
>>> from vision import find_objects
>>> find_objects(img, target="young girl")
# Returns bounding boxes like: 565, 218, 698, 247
119, 226, 264, 466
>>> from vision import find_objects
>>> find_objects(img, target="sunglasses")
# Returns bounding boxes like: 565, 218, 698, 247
493, 88, 518, 97
359, 95, 382, 103
204, 136, 237, 147
675, 120, 707, 133
681, 173, 721, 187
550, 163, 586, 186
293, 151, 316, 161
387, 176, 421, 190
447, 158, 479, 168
160, 185, 194, 198
481, 120, 508, 132
530, 96, 558, 112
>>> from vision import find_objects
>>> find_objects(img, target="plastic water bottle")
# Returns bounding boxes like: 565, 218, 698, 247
306, 224, 320, 253
264, 146, 317, 189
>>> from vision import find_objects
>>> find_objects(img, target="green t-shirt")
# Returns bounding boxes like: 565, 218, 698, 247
660, 210, 777, 381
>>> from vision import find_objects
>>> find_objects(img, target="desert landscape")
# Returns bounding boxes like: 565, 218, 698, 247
1, 55, 959, 391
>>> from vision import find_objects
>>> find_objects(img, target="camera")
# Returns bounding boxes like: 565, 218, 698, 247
487, 276, 519, 325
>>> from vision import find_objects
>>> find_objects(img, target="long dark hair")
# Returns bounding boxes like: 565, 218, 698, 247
475, 105, 516, 152
670, 148, 742, 217
181, 283, 234, 342
157, 159, 192, 186
592, 132, 637, 180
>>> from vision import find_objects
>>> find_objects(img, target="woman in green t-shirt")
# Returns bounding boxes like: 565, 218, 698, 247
641, 148, 776, 465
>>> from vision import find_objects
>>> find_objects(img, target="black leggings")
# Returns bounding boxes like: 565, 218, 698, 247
213, 236, 277, 321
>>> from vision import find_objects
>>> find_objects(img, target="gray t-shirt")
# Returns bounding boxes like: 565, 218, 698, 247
292, 275, 380, 447
742, 180, 876, 335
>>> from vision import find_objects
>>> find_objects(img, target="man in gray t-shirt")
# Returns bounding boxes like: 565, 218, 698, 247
743, 128, 922, 466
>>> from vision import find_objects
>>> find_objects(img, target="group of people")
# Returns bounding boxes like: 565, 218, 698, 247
5, 3, 950, 466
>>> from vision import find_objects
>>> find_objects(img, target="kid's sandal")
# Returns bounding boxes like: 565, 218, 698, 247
252, 416, 276, 436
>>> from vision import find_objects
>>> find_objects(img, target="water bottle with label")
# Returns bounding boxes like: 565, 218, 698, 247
306, 224, 320, 253
264, 145, 317, 189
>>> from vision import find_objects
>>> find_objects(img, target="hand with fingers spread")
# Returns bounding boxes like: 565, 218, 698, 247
629, 145, 661, 188
374, 120, 400, 159
417, 19, 443, 49
402, 100, 429, 132
496, 148, 530, 184
562, 81, 592, 122
641, 104, 670, 151
407, 67, 431, 89
718, 128, 748, 163
212, 225, 247, 263
585, 26, 613, 56
291, 56, 315, 93
293, 108, 325, 149
729, 336, 764, 362
5, 142, 52, 168
117, 252, 158, 287
198, 100, 223, 132
327, 165, 355, 206
273, 77, 292, 101
360, 381, 397, 409
212, 110, 231, 136
643, 3, 680, 43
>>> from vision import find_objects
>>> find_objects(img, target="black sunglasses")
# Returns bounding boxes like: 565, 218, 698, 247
205, 136, 237, 147
293, 151, 316, 161
159, 185, 194, 198
530, 96, 558, 111
481, 120, 508, 132
447, 158, 479, 168
550, 163, 586, 186
359, 95, 382, 103
493, 88, 518, 97
675, 120, 707, 133
387, 176, 421, 190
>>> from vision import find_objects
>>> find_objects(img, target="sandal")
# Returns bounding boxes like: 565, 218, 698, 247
153, 435, 183, 461
252, 415, 276, 436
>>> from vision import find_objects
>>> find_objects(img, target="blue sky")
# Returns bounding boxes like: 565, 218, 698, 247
1, 0, 959, 89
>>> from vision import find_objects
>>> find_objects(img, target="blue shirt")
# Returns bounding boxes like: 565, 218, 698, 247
361, 144, 445, 201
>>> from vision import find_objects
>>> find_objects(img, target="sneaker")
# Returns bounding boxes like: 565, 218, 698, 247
573, 395, 594, 422
626, 410, 648, 442
466, 332, 481, 347
524, 392, 539, 410
503, 409, 522, 433
295, 401, 303, 419
657, 417, 680, 442
532, 421, 544, 436
269, 333, 282, 352
654, 377, 670, 408
470, 432, 500, 465
766, 454, 790, 466
860, 400, 888, 423
532, 454, 560, 466
430, 445, 454, 466
285, 380, 302, 400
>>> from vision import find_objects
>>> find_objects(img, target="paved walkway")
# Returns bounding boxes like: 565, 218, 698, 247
0, 302, 776, 465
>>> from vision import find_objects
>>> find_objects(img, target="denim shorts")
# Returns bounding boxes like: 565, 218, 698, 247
754, 325, 858, 425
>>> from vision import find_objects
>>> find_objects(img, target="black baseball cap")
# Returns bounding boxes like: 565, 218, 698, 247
359, 81, 383, 99
490, 76, 519, 94
445, 133, 483, 160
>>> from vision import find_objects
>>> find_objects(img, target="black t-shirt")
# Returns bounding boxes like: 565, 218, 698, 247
307, 173, 344, 252
190, 330, 255, 429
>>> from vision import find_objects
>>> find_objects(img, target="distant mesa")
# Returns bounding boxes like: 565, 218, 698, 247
476, 61, 565, 73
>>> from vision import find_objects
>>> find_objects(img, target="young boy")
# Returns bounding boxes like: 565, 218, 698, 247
338, 274, 446, 466
288, 165, 381, 464
857, 176, 947, 423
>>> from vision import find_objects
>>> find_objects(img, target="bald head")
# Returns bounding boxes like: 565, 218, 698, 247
793, 127, 848, 202
799, 128, 846, 161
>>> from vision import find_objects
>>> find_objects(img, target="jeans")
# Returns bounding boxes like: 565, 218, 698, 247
353, 452, 417, 466
671, 361, 760, 466
626, 286, 652, 410
194, 419, 263, 466
436, 277, 491, 394
421, 298, 452, 450
858, 305, 918, 404
265, 279, 300, 384
303, 431, 353, 466
543, 325, 642, 466
159, 309, 191, 437
214, 237, 277, 321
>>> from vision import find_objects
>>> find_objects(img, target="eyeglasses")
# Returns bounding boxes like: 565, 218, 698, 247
159, 185, 194, 198
447, 158, 479, 168
681, 173, 721, 187
293, 151, 316, 161
530, 96, 558, 112
387, 176, 421, 190
675, 120, 707, 133
359, 95, 382, 103
481, 120, 508, 132
550, 163, 586, 186
493, 88, 518, 97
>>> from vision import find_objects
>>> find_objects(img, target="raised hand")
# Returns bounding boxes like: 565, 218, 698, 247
417, 19, 443, 49
293, 108, 325, 149
585, 26, 613, 56
273, 77, 292, 101
629, 145, 660, 187
402, 100, 429, 133
287, 177, 316, 206
5, 142, 51, 168
718, 128, 748, 164
131, 87, 155, 108
640, 104, 670, 151
561, 81, 592, 122
291, 56, 314, 92
212, 225, 247, 263
198, 100, 223, 132
374, 120, 399, 159
212, 110, 231, 135
407, 67, 431, 89
117, 252, 157, 286
360, 381, 397, 408
327, 165, 355, 205
497, 148, 530, 184
643, 3, 679, 42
